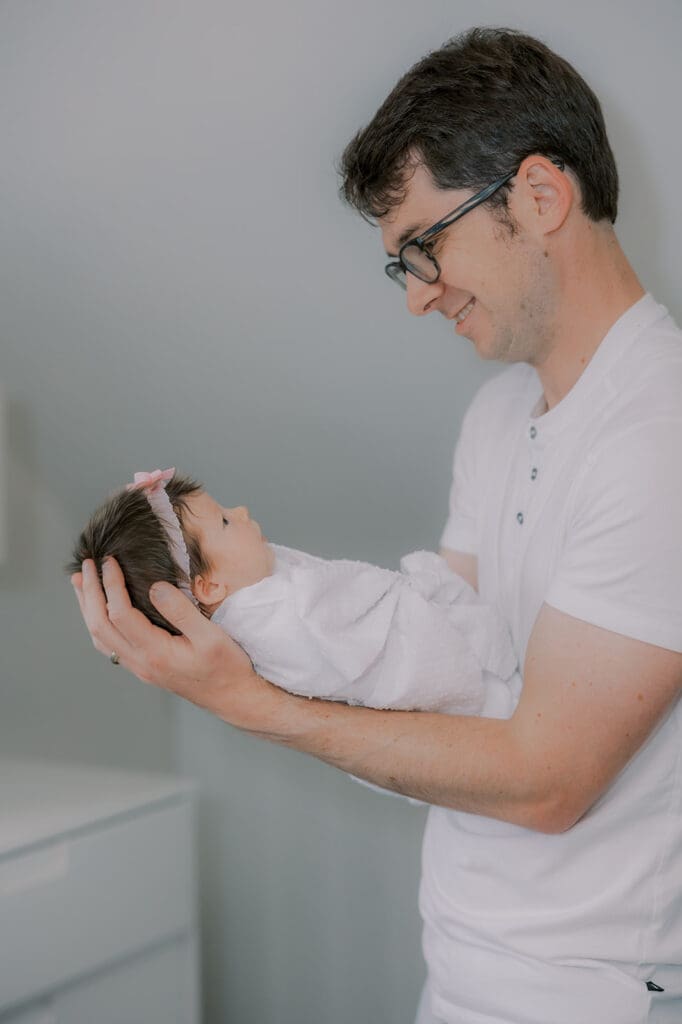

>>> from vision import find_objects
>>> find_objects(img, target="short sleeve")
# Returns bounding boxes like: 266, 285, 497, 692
545, 416, 682, 653
440, 400, 480, 555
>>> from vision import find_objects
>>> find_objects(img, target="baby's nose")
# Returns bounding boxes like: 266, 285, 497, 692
233, 505, 249, 521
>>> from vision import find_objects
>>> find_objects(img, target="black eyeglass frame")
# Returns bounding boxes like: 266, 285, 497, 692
384, 158, 565, 290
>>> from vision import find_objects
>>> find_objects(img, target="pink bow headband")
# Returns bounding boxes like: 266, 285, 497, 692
126, 468, 199, 606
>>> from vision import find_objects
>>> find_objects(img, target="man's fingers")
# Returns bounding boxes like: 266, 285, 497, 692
148, 581, 208, 640
76, 559, 255, 698
71, 572, 86, 618
101, 556, 138, 630
77, 559, 129, 657
149, 581, 254, 682
100, 557, 170, 650
79, 558, 174, 680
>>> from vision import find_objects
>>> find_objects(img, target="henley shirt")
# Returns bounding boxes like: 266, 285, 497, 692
423, 292, 682, 1024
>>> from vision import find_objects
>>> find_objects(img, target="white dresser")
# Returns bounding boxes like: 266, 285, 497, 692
0, 758, 200, 1023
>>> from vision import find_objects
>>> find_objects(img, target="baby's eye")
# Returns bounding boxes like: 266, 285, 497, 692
222, 516, 230, 527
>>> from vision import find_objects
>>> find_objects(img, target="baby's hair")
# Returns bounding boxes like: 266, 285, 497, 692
66, 473, 212, 634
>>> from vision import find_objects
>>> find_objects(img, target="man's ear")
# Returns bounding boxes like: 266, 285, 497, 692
515, 154, 573, 235
193, 573, 229, 606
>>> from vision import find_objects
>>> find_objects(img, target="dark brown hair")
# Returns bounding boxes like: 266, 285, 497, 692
66, 474, 211, 634
340, 27, 618, 225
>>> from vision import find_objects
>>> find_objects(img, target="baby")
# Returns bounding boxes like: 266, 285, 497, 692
68, 468, 521, 726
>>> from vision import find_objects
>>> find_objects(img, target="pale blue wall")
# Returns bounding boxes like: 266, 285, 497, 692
1, 2, 680, 1021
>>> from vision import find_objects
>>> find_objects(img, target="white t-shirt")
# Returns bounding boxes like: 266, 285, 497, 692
422, 293, 682, 1024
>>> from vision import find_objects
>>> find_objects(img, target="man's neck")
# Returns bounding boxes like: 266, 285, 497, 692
533, 225, 645, 412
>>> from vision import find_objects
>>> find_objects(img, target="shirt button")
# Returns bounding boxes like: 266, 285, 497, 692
531, 467, 538, 480
516, 512, 524, 524
529, 425, 537, 439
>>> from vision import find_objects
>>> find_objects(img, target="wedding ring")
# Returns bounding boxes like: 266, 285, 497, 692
109, 651, 120, 666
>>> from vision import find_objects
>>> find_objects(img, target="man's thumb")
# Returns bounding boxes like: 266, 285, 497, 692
150, 581, 199, 632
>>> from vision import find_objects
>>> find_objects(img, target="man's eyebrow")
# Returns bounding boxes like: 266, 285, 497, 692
385, 221, 427, 258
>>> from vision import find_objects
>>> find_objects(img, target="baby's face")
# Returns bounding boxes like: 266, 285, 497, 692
184, 491, 275, 604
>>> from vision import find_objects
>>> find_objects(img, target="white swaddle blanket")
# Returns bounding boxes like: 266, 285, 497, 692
213, 544, 520, 717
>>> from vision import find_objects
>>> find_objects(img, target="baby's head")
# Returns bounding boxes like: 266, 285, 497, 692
67, 469, 274, 634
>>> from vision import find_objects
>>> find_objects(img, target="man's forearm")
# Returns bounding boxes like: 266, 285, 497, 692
209, 673, 552, 830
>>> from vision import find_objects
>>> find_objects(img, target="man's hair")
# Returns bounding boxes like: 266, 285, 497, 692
66, 474, 212, 634
339, 27, 618, 225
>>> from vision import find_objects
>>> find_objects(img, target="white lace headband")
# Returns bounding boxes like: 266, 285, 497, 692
126, 468, 199, 607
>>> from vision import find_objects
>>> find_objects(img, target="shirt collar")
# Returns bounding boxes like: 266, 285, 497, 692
527, 292, 668, 442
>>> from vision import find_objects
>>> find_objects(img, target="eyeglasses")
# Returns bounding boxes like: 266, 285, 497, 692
384, 159, 564, 290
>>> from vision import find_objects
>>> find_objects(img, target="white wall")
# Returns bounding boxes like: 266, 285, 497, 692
1, 2, 680, 1021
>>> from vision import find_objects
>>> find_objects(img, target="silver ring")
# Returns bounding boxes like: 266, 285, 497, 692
109, 651, 120, 666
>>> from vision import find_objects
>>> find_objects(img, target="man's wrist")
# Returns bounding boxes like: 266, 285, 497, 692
204, 668, 305, 741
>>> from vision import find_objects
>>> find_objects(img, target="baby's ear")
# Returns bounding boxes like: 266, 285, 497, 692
193, 573, 228, 605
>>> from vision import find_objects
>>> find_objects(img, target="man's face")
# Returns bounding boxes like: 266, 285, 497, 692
185, 491, 275, 598
379, 163, 557, 365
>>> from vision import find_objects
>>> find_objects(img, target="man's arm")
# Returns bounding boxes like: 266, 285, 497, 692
439, 546, 478, 592
257, 602, 681, 832
74, 559, 682, 834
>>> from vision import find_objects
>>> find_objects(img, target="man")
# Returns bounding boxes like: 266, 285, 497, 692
73, 28, 682, 1024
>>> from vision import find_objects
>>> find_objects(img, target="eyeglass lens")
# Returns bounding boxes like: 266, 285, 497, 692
401, 243, 439, 283
386, 264, 407, 289
386, 244, 438, 290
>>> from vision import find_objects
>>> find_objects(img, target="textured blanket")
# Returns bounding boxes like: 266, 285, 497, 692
212, 545, 519, 717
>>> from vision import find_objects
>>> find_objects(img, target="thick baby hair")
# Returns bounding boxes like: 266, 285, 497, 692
67, 473, 211, 634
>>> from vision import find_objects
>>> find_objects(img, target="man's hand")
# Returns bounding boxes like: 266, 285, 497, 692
71, 557, 277, 730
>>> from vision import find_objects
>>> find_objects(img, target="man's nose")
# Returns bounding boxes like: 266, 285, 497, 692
405, 272, 443, 316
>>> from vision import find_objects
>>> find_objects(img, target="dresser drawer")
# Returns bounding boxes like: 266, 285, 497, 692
0, 935, 199, 1024
0, 800, 195, 1013
56, 933, 199, 1024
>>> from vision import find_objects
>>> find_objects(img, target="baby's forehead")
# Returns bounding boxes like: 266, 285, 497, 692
185, 489, 216, 520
